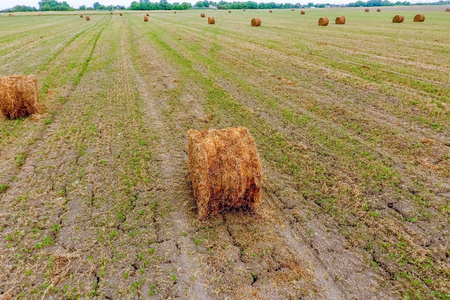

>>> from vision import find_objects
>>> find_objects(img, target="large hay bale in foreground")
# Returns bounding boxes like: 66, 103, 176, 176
208, 17, 215, 24
251, 18, 261, 26
0, 75, 40, 119
86, 16, 90, 21
335, 16, 345, 24
301, 10, 305, 15
201, 13, 205, 18
188, 127, 263, 219
414, 14, 425, 22
365, 9, 370, 12
318, 17, 329, 26
377, 8, 381, 12
144, 16, 148, 22
392, 15, 404, 23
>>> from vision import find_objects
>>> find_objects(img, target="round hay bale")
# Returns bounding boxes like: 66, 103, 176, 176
120, 13, 123, 16
446, 8, 450, 12
377, 8, 381, 12
80, 14, 83, 18
392, 15, 404, 23
174, 11, 176, 14
414, 14, 425, 22
208, 17, 215, 24
38, 14, 43, 16
144, 16, 148, 22
0, 75, 41, 119
318, 17, 329, 26
365, 9, 370, 12
201, 13, 205, 18
188, 127, 263, 219
301, 10, 305, 15
146, 13, 149, 16
228, 10, 231, 13
251, 17, 261, 26
8, 14, 13, 17
335, 16, 345, 24
86, 16, 90, 21
269, 10, 273, 13
110, 12, 113, 15
291, 8, 295, 11
243, 9, 246, 11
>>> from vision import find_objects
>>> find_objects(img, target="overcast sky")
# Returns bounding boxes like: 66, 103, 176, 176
0, 0, 430, 10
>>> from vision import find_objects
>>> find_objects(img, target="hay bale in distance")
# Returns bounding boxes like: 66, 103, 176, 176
201, 13, 205, 18
8, 14, 13, 17
144, 16, 148, 22
86, 16, 90, 21
414, 14, 425, 22
335, 16, 345, 24
110, 12, 113, 15
208, 17, 215, 24
251, 18, 261, 26
446, 8, 450, 12
80, 14, 83, 18
38, 14, 43, 16
365, 9, 370, 12
318, 17, 329, 26
301, 10, 305, 15
0, 75, 41, 119
174, 11, 176, 14
243, 9, 246, 11
392, 15, 404, 23
269, 10, 273, 13
377, 8, 381, 12
120, 13, 123, 16
146, 13, 149, 16
228, 10, 231, 13
188, 127, 263, 219
291, 8, 295, 11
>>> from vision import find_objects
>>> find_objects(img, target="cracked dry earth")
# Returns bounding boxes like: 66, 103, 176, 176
0, 10, 449, 299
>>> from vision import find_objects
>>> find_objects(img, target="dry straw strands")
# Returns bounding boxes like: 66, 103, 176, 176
414, 14, 425, 22
377, 8, 381, 12
208, 17, 215, 24
365, 9, 370, 12
201, 13, 205, 17
335, 16, 345, 24
318, 17, 329, 26
86, 16, 90, 21
301, 10, 305, 15
0, 75, 41, 119
251, 18, 261, 26
187, 127, 263, 219
144, 16, 148, 22
392, 15, 404, 23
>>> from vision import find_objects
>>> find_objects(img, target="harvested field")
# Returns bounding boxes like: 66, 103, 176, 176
0, 8, 449, 300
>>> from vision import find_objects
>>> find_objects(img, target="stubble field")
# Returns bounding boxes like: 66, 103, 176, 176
0, 7, 449, 299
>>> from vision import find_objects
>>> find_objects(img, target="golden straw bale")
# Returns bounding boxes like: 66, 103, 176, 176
446, 8, 450, 12
365, 9, 370, 12
188, 127, 263, 219
335, 16, 345, 24
269, 10, 273, 13
291, 8, 295, 11
228, 10, 231, 13
251, 17, 261, 26
414, 14, 425, 22
9, 14, 13, 17
377, 8, 381, 12
392, 15, 404, 23
243, 9, 246, 11
201, 13, 205, 18
38, 14, 43, 16
318, 17, 329, 26
208, 16, 215, 24
146, 13, 149, 16
110, 12, 113, 14
86, 16, 90, 21
0, 75, 41, 119
301, 10, 305, 15
120, 13, 123, 16
174, 11, 176, 14
144, 16, 148, 22
80, 14, 83, 18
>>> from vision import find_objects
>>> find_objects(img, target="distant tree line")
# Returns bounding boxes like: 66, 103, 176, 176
2, 0, 450, 12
